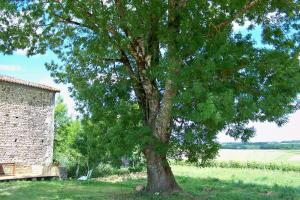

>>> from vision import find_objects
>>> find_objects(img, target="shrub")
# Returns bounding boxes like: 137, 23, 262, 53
92, 163, 132, 178
94, 163, 117, 177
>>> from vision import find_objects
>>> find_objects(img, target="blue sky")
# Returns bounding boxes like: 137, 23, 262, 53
0, 22, 299, 143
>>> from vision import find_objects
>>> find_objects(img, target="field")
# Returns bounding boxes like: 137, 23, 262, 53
217, 149, 300, 163
1, 149, 300, 199
1, 165, 300, 200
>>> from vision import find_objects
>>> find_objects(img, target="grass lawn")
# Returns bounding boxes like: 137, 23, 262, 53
1, 165, 300, 200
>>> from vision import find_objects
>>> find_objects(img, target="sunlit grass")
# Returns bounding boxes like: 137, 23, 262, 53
1, 165, 300, 200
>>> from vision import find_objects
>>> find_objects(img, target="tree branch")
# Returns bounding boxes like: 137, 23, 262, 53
153, 0, 184, 142
212, 0, 261, 32
114, 0, 145, 60
183, 0, 261, 63
51, 1, 160, 125
52, 13, 83, 27
120, 50, 149, 120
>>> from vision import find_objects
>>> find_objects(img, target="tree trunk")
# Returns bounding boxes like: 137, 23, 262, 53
144, 148, 182, 193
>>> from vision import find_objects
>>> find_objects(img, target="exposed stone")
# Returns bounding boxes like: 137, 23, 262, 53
0, 76, 58, 168
135, 185, 145, 192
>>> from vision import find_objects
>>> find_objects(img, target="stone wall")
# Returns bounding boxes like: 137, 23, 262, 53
0, 82, 56, 166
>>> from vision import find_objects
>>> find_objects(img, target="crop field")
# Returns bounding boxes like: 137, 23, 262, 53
217, 149, 300, 164
1, 150, 300, 199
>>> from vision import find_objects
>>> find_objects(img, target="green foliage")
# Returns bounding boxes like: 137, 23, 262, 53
93, 163, 130, 178
54, 96, 71, 158
53, 96, 83, 175
94, 163, 118, 177
128, 152, 146, 173
0, 0, 300, 178
54, 97, 70, 130
74, 120, 105, 169
54, 96, 145, 177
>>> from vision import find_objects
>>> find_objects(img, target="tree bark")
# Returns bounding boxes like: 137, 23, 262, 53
144, 147, 182, 193
114, 0, 183, 194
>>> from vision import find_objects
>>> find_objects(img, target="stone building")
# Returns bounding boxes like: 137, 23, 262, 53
0, 74, 59, 169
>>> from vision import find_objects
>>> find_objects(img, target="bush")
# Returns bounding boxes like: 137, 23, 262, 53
92, 163, 132, 178
128, 165, 144, 173
127, 152, 146, 173
94, 163, 117, 177
54, 153, 86, 178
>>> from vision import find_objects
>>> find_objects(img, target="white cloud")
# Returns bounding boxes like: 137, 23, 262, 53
249, 111, 300, 142
15, 49, 28, 56
218, 110, 300, 142
0, 64, 22, 72
38, 77, 77, 117
232, 20, 252, 32
15, 49, 43, 58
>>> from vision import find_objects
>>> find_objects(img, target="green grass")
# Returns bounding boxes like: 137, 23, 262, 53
1, 165, 300, 200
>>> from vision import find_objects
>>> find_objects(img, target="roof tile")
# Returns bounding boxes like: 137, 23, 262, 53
0, 74, 60, 92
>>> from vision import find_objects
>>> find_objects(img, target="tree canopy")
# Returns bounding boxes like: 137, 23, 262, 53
0, 0, 300, 193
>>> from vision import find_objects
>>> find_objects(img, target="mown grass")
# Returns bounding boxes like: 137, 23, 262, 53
1, 165, 300, 200
172, 165, 300, 188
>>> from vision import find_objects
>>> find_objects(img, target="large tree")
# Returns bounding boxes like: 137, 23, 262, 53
1, 0, 300, 193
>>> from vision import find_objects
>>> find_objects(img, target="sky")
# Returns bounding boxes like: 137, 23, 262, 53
0, 21, 299, 143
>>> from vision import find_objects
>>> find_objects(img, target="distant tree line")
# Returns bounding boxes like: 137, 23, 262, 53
221, 141, 300, 150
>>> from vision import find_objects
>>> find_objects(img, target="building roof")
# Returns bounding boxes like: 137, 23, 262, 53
0, 74, 60, 93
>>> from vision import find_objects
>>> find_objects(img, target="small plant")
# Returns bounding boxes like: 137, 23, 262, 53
152, 192, 162, 200
94, 163, 116, 177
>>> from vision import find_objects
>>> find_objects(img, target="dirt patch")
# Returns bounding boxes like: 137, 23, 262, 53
94, 172, 146, 183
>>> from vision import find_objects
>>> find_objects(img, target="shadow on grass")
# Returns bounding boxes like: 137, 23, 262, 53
173, 176, 300, 200
0, 176, 299, 200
